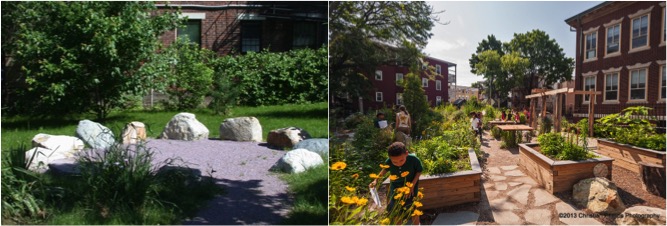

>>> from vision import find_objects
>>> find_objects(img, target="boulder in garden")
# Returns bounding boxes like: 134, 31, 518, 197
27, 134, 85, 172
159, 113, 209, 141
122, 121, 147, 144
573, 177, 626, 214
76, 119, 115, 150
270, 149, 323, 173
267, 127, 311, 148
219, 117, 262, 142
293, 138, 328, 156
616, 206, 666, 225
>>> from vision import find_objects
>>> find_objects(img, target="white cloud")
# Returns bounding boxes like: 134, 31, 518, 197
426, 38, 466, 52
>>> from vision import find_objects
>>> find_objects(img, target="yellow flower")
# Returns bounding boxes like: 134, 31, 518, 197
412, 209, 423, 217
395, 187, 409, 195
351, 196, 359, 203
380, 218, 390, 225
414, 201, 423, 208
406, 182, 413, 188
356, 197, 368, 206
401, 171, 409, 177
400, 201, 405, 206
417, 191, 424, 199
345, 186, 356, 192
340, 196, 355, 205
369, 173, 379, 179
330, 162, 347, 171
351, 173, 359, 179
379, 164, 390, 169
394, 193, 403, 200
389, 175, 398, 181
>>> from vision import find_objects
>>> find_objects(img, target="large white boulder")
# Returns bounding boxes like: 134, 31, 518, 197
76, 119, 115, 150
26, 134, 85, 172
219, 117, 262, 142
293, 139, 328, 156
270, 149, 323, 173
616, 206, 666, 225
267, 127, 311, 148
573, 177, 626, 214
121, 121, 147, 144
159, 113, 209, 141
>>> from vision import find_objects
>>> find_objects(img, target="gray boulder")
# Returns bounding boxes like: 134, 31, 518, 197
267, 127, 311, 148
27, 134, 85, 172
219, 117, 262, 142
76, 119, 115, 150
121, 121, 147, 144
270, 149, 323, 173
573, 177, 626, 214
616, 206, 666, 225
159, 113, 209, 141
293, 139, 328, 156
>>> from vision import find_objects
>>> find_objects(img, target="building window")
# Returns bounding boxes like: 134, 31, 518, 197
436, 96, 442, 105
661, 65, 666, 100
436, 65, 442, 75
604, 73, 618, 101
422, 78, 428, 87
606, 24, 620, 55
396, 93, 403, 105
631, 15, 649, 49
583, 75, 596, 102
177, 20, 202, 45
585, 32, 597, 60
436, 80, 441, 91
396, 73, 404, 85
629, 68, 647, 100
241, 22, 261, 53
293, 22, 316, 49
375, 70, 383, 81
376, 92, 383, 102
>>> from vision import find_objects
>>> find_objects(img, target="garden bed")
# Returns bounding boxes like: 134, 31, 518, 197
518, 143, 613, 194
383, 148, 482, 209
596, 138, 666, 173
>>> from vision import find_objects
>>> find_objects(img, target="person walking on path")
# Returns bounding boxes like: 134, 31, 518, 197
471, 112, 482, 142
395, 105, 412, 136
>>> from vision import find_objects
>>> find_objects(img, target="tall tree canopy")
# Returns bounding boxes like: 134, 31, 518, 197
2, 2, 181, 119
329, 1, 443, 112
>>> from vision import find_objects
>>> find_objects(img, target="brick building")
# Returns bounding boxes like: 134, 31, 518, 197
449, 86, 479, 102
565, 1, 666, 123
156, 1, 327, 55
364, 56, 456, 112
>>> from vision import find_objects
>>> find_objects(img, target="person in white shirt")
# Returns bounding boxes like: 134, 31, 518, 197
470, 112, 481, 140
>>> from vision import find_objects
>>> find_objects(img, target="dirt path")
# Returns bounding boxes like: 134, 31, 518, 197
146, 138, 293, 225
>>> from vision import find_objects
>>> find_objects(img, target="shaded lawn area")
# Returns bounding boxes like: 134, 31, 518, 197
280, 164, 329, 225
1, 102, 328, 153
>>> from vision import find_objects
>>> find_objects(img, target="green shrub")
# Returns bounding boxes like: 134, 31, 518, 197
560, 119, 570, 132
576, 118, 588, 136
538, 116, 552, 135
1, 144, 47, 224
491, 127, 502, 140
537, 132, 594, 161
159, 39, 215, 110
596, 106, 665, 151
412, 136, 471, 175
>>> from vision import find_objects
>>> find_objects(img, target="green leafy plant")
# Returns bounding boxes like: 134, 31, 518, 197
596, 106, 665, 151
537, 132, 595, 161
412, 137, 471, 175
538, 116, 552, 135
159, 39, 215, 110
491, 127, 502, 140
1, 144, 47, 224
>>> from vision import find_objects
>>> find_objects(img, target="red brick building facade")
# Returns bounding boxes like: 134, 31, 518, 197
363, 56, 456, 112
565, 1, 666, 122
156, 1, 327, 55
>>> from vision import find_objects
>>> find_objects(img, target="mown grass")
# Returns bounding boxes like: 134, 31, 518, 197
280, 164, 329, 225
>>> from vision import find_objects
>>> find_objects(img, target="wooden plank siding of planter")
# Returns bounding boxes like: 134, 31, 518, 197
383, 148, 482, 209
596, 138, 666, 173
518, 143, 614, 194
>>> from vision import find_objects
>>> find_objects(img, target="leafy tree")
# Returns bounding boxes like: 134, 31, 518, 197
402, 73, 439, 137
329, 1, 444, 113
158, 39, 215, 110
469, 35, 506, 106
2, 2, 181, 119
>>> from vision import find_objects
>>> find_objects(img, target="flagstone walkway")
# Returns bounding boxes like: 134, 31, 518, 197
433, 131, 603, 225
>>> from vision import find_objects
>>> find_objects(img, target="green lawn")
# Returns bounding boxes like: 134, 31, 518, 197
2, 102, 328, 153
281, 164, 328, 225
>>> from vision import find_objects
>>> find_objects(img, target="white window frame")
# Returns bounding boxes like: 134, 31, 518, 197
628, 68, 648, 102
603, 72, 619, 103
375, 70, 383, 81
376, 92, 383, 102
436, 80, 442, 91
660, 64, 666, 101
396, 73, 404, 85
436, 96, 442, 105
583, 27, 598, 62
422, 78, 428, 87
396, 93, 403, 105
629, 10, 651, 52
604, 23, 621, 58
436, 65, 442, 75
582, 73, 597, 104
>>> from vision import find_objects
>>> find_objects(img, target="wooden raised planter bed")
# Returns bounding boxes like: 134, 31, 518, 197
518, 143, 614, 194
383, 148, 482, 209
596, 138, 666, 173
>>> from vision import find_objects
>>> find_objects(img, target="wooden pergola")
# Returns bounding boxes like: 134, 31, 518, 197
525, 88, 601, 137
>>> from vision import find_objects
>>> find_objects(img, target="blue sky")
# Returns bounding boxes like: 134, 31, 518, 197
424, 1, 602, 87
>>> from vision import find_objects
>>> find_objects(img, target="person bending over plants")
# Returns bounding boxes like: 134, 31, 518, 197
369, 142, 423, 225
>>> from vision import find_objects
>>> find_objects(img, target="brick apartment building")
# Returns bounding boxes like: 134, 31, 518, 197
156, 1, 327, 55
363, 56, 456, 112
565, 1, 666, 123
449, 85, 479, 102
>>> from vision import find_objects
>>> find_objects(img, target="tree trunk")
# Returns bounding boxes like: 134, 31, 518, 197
639, 161, 666, 198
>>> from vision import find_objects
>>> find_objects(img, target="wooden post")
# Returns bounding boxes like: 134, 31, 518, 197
530, 98, 537, 129
639, 161, 666, 198
541, 96, 547, 120
588, 94, 595, 137
554, 94, 561, 132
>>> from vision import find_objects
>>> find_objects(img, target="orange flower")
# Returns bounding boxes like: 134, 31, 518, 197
417, 191, 424, 199
345, 186, 356, 192
394, 193, 403, 200
389, 175, 398, 181
379, 164, 390, 169
413, 201, 423, 208
369, 173, 379, 179
351, 173, 359, 179
330, 162, 347, 171
340, 196, 354, 205
356, 197, 368, 206
400, 201, 405, 206
401, 171, 409, 177
412, 209, 423, 217
405, 182, 413, 188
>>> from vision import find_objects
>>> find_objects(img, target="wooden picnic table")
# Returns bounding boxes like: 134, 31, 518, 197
487, 120, 518, 126
496, 125, 533, 131
495, 125, 534, 148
